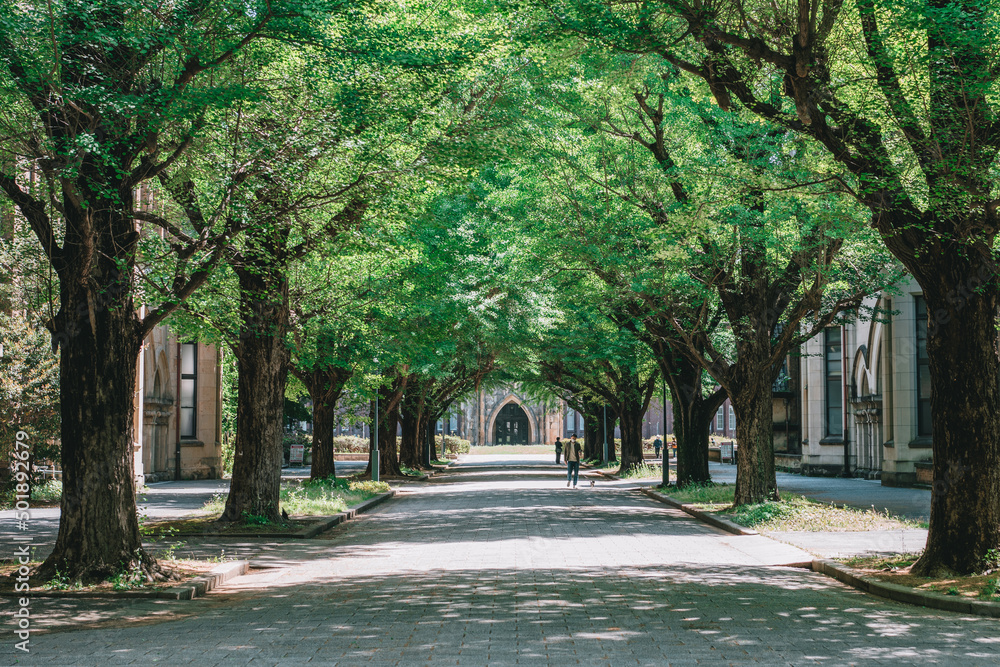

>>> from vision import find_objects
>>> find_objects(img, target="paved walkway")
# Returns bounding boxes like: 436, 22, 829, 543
4, 456, 1000, 665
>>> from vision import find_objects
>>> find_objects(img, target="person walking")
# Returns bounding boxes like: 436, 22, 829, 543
653, 436, 662, 459
565, 434, 582, 488
554, 436, 563, 464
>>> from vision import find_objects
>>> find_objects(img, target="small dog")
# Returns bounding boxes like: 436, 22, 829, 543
590, 480, 595, 487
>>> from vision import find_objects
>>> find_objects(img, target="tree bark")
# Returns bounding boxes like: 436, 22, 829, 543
582, 398, 601, 460
363, 377, 405, 478
911, 267, 1000, 576
39, 269, 151, 580
294, 360, 352, 483
617, 399, 645, 476
423, 416, 435, 467
729, 348, 779, 505
398, 388, 426, 469
602, 409, 618, 462
309, 396, 336, 481
660, 350, 726, 487
221, 266, 290, 523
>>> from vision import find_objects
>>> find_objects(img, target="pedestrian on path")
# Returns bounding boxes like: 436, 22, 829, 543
565, 434, 582, 488
555, 436, 563, 464
653, 436, 662, 459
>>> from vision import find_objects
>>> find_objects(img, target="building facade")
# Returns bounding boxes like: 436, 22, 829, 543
133, 329, 224, 483
442, 388, 672, 446
799, 277, 931, 486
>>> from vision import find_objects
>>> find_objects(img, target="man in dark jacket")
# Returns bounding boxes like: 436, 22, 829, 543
565, 434, 582, 488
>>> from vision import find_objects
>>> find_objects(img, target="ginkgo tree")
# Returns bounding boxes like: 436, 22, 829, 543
0, 0, 347, 580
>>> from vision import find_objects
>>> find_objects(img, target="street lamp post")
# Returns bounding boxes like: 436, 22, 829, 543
602, 404, 608, 463
373, 391, 380, 482
662, 378, 669, 487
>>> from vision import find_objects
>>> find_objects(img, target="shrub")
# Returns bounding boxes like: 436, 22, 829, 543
436, 435, 471, 456
332, 435, 369, 453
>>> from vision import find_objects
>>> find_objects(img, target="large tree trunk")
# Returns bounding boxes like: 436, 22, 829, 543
40, 270, 150, 580
911, 269, 1000, 576
617, 402, 645, 476
582, 398, 601, 460
670, 394, 713, 487
662, 352, 724, 486
730, 357, 778, 506
308, 386, 337, 481
602, 409, 617, 462
363, 378, 405, 478
297, 364, 352, 482
398, 389, 425, 469
221, 267, 289, 523
398, 411, 423, 469
423, 416, 435, 467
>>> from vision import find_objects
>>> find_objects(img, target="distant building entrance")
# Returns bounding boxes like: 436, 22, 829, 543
494, 403, 530, 445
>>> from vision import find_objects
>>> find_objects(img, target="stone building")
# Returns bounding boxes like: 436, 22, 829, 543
442, 387, 672, 446
132, 329, 223, 482
799, 276, 932, 486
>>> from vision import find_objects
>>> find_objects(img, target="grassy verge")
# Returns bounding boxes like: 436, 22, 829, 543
202, 477, 389, 517
144, 478, 390, 535
841, 553, 1000, 601
655, 483, 924, 532
619, 462, 670, 481
0, 556, 226, 593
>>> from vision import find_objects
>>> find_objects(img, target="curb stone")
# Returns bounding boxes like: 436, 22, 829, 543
811, 558, 1000, 618
1, 560, 249, 600
638, 482, 1000, 617
641, 487, 758, 536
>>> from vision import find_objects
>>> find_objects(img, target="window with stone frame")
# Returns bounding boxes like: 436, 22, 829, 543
180, 343, 197, 439
915, 295, 933, 437
825, 328, 843, 438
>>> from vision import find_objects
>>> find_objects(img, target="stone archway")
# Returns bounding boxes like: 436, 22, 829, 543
143, 349, 174, 479
486, 395, 538, 446
494, 403, 530, 445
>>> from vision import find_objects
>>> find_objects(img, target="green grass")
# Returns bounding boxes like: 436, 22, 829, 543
723, 496, 925, 532
841, 553, 919, 569
660, 482, 734, 505
202, 478, 389, 517
585, 458, 619, 470
469, 445, 555, 455
658, 483, 924, 532
618, 462, 665, 480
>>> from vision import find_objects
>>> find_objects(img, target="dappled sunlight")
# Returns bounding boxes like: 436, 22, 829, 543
183, 564, 1000, 664
10, 456, 999, 664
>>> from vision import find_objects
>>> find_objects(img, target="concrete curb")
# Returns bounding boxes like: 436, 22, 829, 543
166, 489, 397, 539
641, 487, 758, 536
811, 558, 1000, 618
640, 487, 1000, 617
2, 560, 249, 600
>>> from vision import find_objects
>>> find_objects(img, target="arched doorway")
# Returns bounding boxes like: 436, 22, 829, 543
494, 403, 530, 445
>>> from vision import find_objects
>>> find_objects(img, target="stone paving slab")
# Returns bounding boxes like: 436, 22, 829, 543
2, 455, 998, 666
768, 529, 929, 559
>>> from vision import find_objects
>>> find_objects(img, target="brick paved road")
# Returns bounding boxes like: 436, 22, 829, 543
5, 455, 1000, 666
